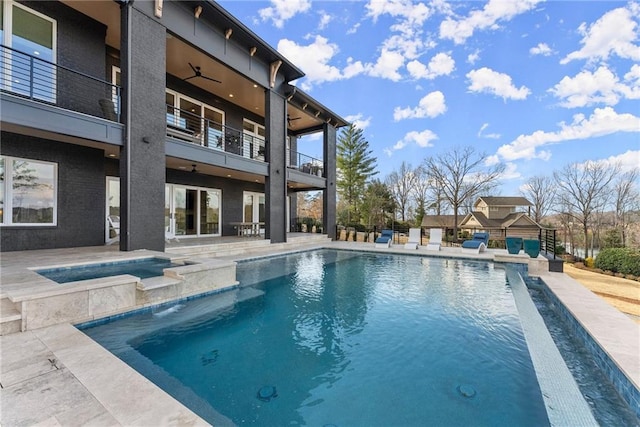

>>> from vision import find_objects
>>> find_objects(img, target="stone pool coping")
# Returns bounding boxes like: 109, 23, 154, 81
1, 242, 638, 425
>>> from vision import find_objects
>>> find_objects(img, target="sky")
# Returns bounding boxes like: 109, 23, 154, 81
218, 0, 640, 196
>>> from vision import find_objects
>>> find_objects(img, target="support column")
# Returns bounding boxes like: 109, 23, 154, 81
120, 3, 166, 251
323, 123, 337, 240
265, 89, 287, 243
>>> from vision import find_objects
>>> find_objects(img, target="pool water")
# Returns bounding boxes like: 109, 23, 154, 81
36, 257, 180, 283
82, 250, 550, 426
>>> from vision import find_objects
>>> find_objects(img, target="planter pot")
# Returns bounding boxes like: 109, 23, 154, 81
505, 237, 523, 254
523, 239, 540, 258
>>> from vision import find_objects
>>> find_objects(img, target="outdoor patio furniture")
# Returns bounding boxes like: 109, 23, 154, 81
426, 228, 443, 251
461, 232, 489, 253
506, 237, 523, 254
375, 229, 393, 248
404, 228, 421, 249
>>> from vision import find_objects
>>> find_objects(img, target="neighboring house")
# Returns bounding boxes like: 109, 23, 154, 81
421, 197, 540, 241
0, 0, 348, 252
460, 197, 540, 241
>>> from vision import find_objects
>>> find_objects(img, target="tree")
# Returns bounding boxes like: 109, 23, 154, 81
520, 175, 556, 224
361, 179, 395, 229
554, 161, 619, 259
336, 124, 378, 224
423, 146, 505, 240
385, 161, 417, 222
613, 168, 639, 247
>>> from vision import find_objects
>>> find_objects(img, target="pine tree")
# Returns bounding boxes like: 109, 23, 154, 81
336, 124, 378, 224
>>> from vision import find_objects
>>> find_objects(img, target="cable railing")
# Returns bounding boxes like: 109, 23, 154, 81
287, 150, 324, 177
0, 44, 120, 121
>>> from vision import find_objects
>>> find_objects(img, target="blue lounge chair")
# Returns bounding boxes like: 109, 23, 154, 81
375, 229, 394, 248
461, 232, 489, 253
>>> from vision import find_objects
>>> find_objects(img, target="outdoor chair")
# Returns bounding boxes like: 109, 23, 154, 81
106, 215, 120, 245
426, 228, 443, 251
461, 232, 489, 253
375, 229, 393, 248
404, 228, 421, 249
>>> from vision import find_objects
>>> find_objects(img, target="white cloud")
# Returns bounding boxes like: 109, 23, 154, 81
467, 50, 481, 64
278, 36, 367, 88
345, 113, 372, 130
318, 12, 332, 30
499, 162, 522, 180
530, 42, 553, 56
366, 0, 432, 26
439, 0, 544, 44
259, 0, 311, 28
550, 65, 628, 108
386, 129, 439, 155
368, 48, 405, 81
561, 4, 640, 64
621, 64, 640, 99
467, 67, 530, 100
594, 150, 640, 172
407, 52, 455, 80
393, 91, 447, 121
485, 154, 500, 166
477, 123, 501, 139
496, 107, 640, 161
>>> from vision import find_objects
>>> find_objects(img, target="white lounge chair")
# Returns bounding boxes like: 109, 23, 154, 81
404, 228, 421, 249
106, 215, 120, 245
165, 227, 180, 243
426, 228, 442, 251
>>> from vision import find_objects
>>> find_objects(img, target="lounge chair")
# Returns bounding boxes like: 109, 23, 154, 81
461, 232, 489, 253
404, 228, 421, 249
375, 229, 393, 248
426, 228, 443, 251
106, 215, 120, 245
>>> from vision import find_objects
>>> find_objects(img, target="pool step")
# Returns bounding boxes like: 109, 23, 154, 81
0, 297, 22, 335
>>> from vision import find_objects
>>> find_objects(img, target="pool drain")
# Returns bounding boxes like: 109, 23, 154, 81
257, 385, 278, 402
457, 384, 476, 398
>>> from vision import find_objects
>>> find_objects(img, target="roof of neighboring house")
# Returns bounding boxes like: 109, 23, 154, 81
461, 212, 540, 229
421, 215, 458, 228
474, 196, 532, 207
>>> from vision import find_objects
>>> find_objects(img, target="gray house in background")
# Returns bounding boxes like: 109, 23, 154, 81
0, 0, 348, 252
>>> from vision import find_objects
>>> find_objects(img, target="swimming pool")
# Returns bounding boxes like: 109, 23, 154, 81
82, 250, 554, 425
36, 257, 180, 283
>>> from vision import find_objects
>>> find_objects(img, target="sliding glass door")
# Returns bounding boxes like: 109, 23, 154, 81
243, 191, 265, 234
166, 184, 221, 237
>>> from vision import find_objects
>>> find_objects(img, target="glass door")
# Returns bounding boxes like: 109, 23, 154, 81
199, 189, 220, 235
173, 186, 197, 236
166, 184, 221, 237
105, 177, 120, 241
243, 192, 265, 235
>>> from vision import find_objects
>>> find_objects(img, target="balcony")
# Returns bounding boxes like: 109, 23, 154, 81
0, 45, 120, 122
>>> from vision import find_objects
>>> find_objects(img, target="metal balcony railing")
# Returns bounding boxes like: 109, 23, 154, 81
166, 105, 266, 161
0, 45, 121, 121
287, 150, 324, 177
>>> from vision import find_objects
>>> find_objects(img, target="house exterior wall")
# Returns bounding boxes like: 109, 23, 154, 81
0, 132, 105, 251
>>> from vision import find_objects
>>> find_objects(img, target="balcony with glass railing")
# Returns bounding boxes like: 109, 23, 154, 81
287, 150, 324, 178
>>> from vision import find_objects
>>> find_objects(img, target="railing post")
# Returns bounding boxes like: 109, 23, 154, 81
28, 56, 34, 99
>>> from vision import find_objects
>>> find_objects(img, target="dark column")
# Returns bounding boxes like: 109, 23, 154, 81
288, 134, 298, 231
119, 3, 166, 251
265, 89, 287, 243
323, 123, 337, 240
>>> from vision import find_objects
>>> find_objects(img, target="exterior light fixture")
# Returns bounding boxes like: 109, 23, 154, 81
225, 28, 233, 39
194, 5, 203, 18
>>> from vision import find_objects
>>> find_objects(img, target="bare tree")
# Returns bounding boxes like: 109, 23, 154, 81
521, 175, 556, 224
554, 161, 619, 258
613, 168, 640, 247
423, 146, 506, 240
385, 161, 417, 222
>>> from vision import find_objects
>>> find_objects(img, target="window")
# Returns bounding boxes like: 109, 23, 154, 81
242, 119, 265, 159
1, 1, 57, 102
165, 89, 224, 147
0, 155, 57, 225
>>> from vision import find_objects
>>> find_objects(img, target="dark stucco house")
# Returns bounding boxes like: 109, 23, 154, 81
0, 0, 348, 252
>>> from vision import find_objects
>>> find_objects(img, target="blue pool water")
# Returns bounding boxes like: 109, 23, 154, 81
36, 257, 179, 283
82, 250, 550, 426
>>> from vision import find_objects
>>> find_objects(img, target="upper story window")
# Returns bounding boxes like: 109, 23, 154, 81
166, 89, 224, 147
242, 119, 265, 159
0, 155, 57, 226
1, 1, 57, 102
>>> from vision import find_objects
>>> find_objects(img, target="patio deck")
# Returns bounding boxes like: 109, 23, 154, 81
1, 240, 638, 426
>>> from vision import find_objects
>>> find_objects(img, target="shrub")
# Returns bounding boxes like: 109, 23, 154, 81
595, 248, 640, 276
585, 257, 595, 268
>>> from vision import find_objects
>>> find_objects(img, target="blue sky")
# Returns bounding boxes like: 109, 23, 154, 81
219, 0, 640, 195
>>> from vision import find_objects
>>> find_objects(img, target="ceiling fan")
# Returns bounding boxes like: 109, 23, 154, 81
287, 114, 301, 127
183, 63, 221, 84
191, 164, 198, 173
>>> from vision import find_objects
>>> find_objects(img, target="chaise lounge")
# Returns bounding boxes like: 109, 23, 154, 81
404, 228, 421, 249
426, 228, 443, 251
461, 232, 489, 253
375, 229, 394, 248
